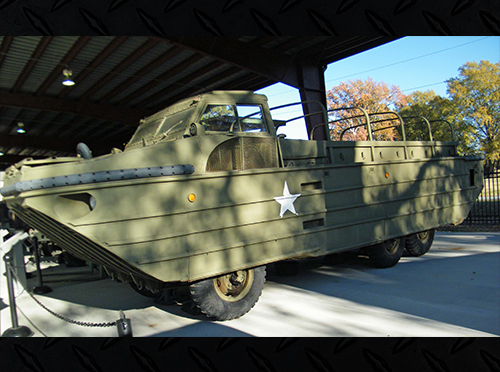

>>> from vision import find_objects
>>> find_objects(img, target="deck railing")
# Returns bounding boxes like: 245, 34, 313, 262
270, 100, 455, 143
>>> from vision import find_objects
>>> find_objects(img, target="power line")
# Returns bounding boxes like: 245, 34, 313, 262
395, 67, 496, 96
263, 37, 493, 99
326, 36, 492, 83
401, 81, 447, 93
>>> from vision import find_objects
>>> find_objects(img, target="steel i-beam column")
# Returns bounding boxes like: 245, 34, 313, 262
298, 63, 328, 141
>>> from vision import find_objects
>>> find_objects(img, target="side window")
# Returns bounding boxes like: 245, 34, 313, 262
200, 105, 237, 131
237, 105, 266, 133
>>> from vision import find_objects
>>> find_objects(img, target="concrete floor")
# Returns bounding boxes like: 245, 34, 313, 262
1, 231, 499, 337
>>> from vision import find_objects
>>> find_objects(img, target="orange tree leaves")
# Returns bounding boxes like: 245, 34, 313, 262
326, 77, 407, 141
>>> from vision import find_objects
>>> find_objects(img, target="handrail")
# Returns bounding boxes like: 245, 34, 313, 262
310, 123, 326, 140
401, 116, 433, 141
269, 101, 329, 141
339, 122, 367, 140
328, 107, 372, 141
270, 100, 452, 144
428, 119, 456, 141
372, 124, 400, 132
420, 116, 434, 141
369, 111, 406, 142
401, 117, 455, 141
336, 109, 405, 142
283, 111, 324, 124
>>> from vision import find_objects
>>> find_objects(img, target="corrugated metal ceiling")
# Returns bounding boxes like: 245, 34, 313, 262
0, 36, 395, 169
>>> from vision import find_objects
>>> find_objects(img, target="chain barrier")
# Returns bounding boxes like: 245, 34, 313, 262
8, 256, 117, 328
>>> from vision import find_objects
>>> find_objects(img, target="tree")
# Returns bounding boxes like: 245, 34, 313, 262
326, 77, 407, 141
447, 60, 500, 162
398, 90, 457, 142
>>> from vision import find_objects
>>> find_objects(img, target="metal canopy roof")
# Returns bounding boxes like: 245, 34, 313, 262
0, 36, 395, 170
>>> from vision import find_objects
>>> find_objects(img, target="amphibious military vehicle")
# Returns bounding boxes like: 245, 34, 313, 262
0, 91, 483, 320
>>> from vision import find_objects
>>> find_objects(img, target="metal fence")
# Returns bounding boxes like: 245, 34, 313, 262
465, 161, 500, 226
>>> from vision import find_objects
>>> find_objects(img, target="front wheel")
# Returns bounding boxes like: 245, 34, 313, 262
405, 229, 435, 256
190, 266, 266, 321
366, 238, 405, 268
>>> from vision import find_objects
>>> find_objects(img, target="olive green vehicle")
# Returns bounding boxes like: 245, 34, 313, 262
0, 91, 483, 320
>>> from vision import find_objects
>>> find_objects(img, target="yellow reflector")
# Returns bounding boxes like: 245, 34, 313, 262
385, 172, 390, 178
188, 193, 196, 202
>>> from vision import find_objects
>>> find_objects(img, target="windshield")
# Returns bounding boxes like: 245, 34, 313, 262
128, 118, 163, 145
128, 107, 196, 146
200, 104, 266, 133
157, 107, 196, 135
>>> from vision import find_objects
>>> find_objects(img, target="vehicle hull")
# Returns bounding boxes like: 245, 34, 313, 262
5, 147, 482, 286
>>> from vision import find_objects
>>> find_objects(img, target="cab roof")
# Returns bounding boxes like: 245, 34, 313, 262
141, 91, 268, 125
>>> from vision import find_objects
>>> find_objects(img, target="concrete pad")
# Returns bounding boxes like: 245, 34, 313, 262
1, 232, 499, 337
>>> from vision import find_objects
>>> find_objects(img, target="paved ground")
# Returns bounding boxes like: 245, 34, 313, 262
1, 232, 499, 337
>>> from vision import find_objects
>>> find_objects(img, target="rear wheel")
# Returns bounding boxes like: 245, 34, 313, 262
190, 266, 266, 321
366, 238, 405, 268
405, 229, 435, 257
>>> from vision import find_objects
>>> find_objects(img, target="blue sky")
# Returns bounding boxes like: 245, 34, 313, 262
257, 36, 500, 139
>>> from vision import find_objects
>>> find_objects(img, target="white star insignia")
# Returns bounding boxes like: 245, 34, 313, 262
274, 181, 301, 218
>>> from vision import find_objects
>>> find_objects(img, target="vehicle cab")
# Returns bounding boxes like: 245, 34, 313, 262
124, 91, 277, 150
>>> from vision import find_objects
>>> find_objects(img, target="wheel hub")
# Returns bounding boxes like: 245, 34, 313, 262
214, 270, 253, 302
385, 239, 399, 254
417, 231, 429, 242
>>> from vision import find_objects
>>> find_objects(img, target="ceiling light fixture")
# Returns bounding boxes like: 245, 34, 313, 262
17, 122, 26, 134
62, 67, 75, 86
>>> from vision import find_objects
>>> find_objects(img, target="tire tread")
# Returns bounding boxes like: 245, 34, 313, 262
366, 238, 405, 268
405, 229, 435, 257
190, 266, 266, 321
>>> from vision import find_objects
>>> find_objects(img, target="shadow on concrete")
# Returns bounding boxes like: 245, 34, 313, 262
21, 236, 499, 336
149, 321, 254, 337
26, 263, 207, 321
266, 250, 500, 335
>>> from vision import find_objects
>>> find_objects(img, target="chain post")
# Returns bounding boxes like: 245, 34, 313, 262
5, 246, 118, 333
116, 310, 133, 337
2, 231, 118, 335
2, 250, 34, 337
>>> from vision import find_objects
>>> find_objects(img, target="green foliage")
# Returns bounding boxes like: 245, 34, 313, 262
447, 60, 500, 162
328, 61, 499, 162
397, 60, 500, 162
398, 90, 456, 142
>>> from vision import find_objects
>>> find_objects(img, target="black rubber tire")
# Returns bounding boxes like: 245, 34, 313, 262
129, 282, 161, 298
366, 238, 406, 268
190, 266, 266, 321
405, 229, 435, 257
